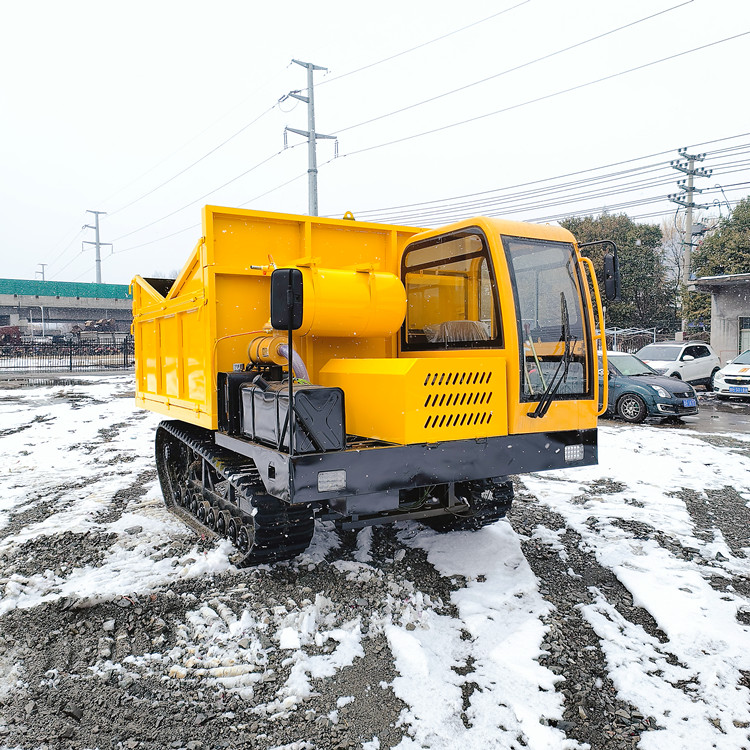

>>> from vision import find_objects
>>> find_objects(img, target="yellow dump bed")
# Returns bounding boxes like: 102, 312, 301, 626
131, 206, 420, 429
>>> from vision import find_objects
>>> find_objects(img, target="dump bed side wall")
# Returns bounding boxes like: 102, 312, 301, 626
132, 240, 214, 427
132, 207, 420, 429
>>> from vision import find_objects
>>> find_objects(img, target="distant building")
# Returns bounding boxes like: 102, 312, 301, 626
0, 278, 132, 336
691, 273, 750, 363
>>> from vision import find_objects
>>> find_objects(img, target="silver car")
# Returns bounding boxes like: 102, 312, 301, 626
636, 341, 721, 390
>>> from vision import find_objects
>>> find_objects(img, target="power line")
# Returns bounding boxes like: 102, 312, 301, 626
341, 133, 750, 218
358, 161, 675, 220
108, 103, 279, 217
49, 249, 87, 280
98, 65, 292, 208
112, 223, 201, 256
112, 171, 312, 256
101, 2, 531, 226
46, 226, 86, 271
319, 0, 532, 88
373, 172, 750, 228
101, 4, 529, 222
526, 184, 750, 225
101, 3, 533, 224
338, 152, 677, 218
112, 143, 302, 242
372, 159, 750, 225
108, 141, 750, 258
344, 143, 750, 223
239, 171, 309, 209
364, 156, 750, 227
325, 30, 750, 163
111, 170, 310, 256
333, 0, 693, 135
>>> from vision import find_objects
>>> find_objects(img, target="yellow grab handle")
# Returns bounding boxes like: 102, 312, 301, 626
581, 256, 608, 417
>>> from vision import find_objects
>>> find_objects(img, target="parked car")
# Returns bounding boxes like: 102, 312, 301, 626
636, 341, 721, 389
712, 349, 750, 400
599, 351, 699, 423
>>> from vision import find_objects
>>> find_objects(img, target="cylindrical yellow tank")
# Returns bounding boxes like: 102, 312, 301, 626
293, 267, 406, 338
247, 335, 287, 366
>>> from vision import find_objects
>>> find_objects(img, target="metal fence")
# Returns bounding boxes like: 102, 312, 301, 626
0, 336, 134, 372
605, 327, 711, 354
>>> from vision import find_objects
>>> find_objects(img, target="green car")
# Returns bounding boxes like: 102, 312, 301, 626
599, 351, 699, 423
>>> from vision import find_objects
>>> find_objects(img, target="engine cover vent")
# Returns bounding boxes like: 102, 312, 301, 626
319, 357, 507, 445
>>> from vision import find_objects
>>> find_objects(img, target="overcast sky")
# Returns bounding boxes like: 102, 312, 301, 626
1, 0, 749, 285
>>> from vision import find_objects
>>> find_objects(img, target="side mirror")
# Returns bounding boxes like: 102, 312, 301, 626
603, 253, 621, 301
270, 268, 304, 331
682, 354, 695, 362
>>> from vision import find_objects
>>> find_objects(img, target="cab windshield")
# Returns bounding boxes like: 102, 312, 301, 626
503, 236, 590, 400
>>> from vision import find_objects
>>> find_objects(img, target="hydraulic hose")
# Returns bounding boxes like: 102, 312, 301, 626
278, 344, 310, 382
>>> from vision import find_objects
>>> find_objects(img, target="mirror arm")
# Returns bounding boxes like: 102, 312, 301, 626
579, 240, 621, 301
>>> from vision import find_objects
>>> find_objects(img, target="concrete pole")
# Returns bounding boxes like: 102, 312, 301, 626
681, 159, 695, 287
681, 158, 695, 333
305, 63, 318, 217
669, 150, 710, 335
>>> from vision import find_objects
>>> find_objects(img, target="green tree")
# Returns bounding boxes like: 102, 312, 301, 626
689, 197, 750, 325
561, 214, 676, 330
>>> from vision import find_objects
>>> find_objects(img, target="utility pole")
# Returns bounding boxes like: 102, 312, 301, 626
284, 59, 336, 216
82, 210, 112, 284
36, 263, 47, 281
668, 149, 711, 333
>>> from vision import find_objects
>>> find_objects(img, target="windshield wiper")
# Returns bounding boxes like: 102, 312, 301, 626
528, 292, 574, 419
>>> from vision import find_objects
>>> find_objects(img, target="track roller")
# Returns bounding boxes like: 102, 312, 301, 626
227, 516, 242, 547
197, 501, 211, 524
205, 504, 218, 531
216, 510, 232, 536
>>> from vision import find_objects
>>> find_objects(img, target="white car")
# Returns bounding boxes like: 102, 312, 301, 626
636, 341, 721, 389
713, 350, 750, 400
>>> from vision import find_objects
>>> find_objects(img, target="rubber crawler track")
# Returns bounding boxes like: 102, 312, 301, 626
155, 420, 315, 566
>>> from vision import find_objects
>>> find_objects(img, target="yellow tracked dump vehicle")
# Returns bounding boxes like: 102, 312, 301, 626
132, 206, 619, 565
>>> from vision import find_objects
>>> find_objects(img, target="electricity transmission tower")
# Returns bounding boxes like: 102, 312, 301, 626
284, 59, 336, 216
83, 210, 113, 284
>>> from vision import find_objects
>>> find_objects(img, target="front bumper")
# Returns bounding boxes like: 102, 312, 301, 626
654, 401, 699, 416
714, 381, 750, 397
215, 428, 598, 504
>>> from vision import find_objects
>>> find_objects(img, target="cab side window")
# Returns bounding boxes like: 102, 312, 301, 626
401, 229, 502, 350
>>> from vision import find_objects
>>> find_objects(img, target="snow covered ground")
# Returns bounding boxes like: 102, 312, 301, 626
0, 374, 748, 750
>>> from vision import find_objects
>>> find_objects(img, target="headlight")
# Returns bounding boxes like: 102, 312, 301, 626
655, 367, 669, 375
651, 385, 669, 398
714, 371, 726, 382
